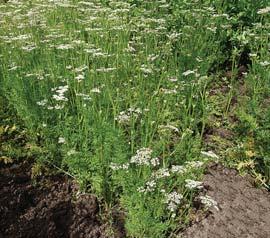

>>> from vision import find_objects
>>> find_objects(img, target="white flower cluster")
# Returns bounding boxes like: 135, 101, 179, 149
185, 160, 204, 169
185, 179, 203, 190
37, 84, 69, 110
259, 61, 270, 67
67, 149, 78, 156
153, 168, 170, 179
75, 74, 85, 82
58, 137, 66, 144
137, 180, 157, 193
37, 85, 69, 110
73, 65, 88, 73
56, 44, 74, 50
110, 147, 159, 170
257, 7, 270, 14
182, 69, 195, 76
150, 157, 160, 167
199, 195, 219, 211
171, 165, 186, 174
76, 93, 91, 101
90, 87, 101, 93
164, 191, 183, 212
110, 162, 129, 170
158, 124, 179, 133
21, 44, 36, 52
201, 151, 219, 159
69, 65, 87, 82
130, 148, 153, 165
115, 111, 131, 124
182, 69, 200, 77
160, 88, 177, 94
140, 64, 153, 74
37, 99, 48, 106
167, 77, 178, 82
115, 107, 142, 124
96, 67, 116, 73
52, 85, 69, 102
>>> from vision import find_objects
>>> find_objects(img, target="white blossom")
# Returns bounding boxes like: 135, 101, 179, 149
150, 157, 160, 167
21, 45, 36, 52
110, 162, 129, 170
76, 93, 91, 101
168, 77, 178, 82
37, 99, 48, 106
67, 149, 78, 156
153, 168, 170, 179
90, 87, 101, 93
199, 195, 219, 211
201, 151, 219, 159
56, 44, 74, 50
51, 85, 69, 102
115, 107, 142, 125
75, 74, 85, 81
115, 111, 131, 124
161, 88, 177, 94
96, 67, 116, 73
158, 125, 179, 133
171, 165, 186, 174
137, 180, 157, 193
259, 61, 270, 67
185, 161, 204, 168
58, 137, 66, 144
257, 7, 270, 14
130, 148, 152, 166
185, 179, 203, 190
164, 191, 183, 212
52, 94, 68, 101
182, 70, 195, 76
54, 104, 65, 110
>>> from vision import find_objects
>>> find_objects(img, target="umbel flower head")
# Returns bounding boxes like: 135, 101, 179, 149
185, 179, 203, 190
199, 195, 219, 211
130, 148, 153, 165
257, 7, 270, 14
164, 191, 183, 212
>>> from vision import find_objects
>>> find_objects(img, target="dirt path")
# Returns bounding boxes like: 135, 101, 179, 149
0, 160, 112, 238
181, 163, 270, 238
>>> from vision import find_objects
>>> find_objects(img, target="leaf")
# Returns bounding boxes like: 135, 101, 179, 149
0, 156, 13, 164
4, 125, 10, 133
0, 126, 4, 135
237, 159, 255, 170
245, 150, 256, 158
10, 125, 17, 132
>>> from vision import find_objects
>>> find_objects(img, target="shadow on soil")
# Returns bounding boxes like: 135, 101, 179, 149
0, 159, 113, 238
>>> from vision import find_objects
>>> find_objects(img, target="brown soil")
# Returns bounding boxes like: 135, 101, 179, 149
181, 163, 270, 238
0, 160, 116, 238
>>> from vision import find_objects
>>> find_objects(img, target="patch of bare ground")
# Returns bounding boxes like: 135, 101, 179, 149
0, 160, 124, 238
180, 163, 270, 238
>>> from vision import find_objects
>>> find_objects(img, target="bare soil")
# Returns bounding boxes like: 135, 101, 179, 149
2, 161, 270, 238
0, 160, 112, 238
181, 163, 270, 238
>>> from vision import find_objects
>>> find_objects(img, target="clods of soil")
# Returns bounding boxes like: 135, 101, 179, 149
181, 163, 270, 238
2, 158, 270, 238
0, 160, 113, 238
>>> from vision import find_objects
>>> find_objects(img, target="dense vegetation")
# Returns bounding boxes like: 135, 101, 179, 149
0, 0, 269, 237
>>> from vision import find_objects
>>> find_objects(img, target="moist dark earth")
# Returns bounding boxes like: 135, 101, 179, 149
181, 164, 270, 238
0, 159, 122, 238
1, 160, 270, 238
